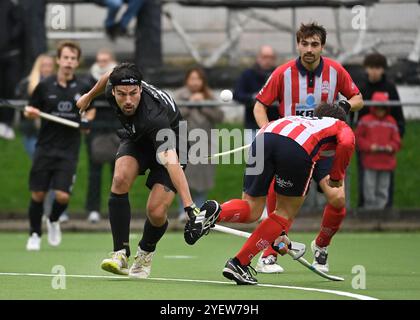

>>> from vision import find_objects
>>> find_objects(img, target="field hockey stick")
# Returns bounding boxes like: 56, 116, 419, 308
0, 99, 80, 129
212, 224, 344, 282
208, 143, 251, 159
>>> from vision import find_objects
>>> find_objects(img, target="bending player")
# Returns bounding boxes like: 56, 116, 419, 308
190, 103, 355, 284
76, 63, 220, 278
253, 22, 363, 273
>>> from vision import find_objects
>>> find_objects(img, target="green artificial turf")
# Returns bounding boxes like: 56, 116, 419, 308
0, 231, 419, 300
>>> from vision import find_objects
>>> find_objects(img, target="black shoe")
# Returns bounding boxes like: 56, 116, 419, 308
184, 200, 221, 245
222, 258, 258, 285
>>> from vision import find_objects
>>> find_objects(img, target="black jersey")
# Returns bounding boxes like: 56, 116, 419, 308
29, 75, 90, 159
105, 81, 184, 152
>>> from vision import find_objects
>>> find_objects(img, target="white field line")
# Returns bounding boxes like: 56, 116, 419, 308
0, 272, 378, 300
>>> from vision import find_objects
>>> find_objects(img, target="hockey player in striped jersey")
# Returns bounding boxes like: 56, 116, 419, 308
217, 102, 355, 285
252, 22, 363, 273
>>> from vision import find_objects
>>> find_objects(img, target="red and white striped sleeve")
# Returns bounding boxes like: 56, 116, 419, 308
329, 121, 355, 181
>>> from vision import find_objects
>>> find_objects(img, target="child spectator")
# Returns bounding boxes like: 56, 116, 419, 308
355, 92, 401, 210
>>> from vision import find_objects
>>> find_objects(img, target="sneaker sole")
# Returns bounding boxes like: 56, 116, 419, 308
222, 268, 257, 285
101, 261, 128, 276
129, 272, 150, 279
255, 265, 284, 274
184, 201, 222, 245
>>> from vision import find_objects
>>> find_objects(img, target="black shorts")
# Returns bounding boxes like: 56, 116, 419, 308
29, 153, 77, 193
116, 138, 186, 193
243, 134, 315, 197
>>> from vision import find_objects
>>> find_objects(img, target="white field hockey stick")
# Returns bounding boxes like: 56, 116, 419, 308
209, 143, 251, 159
34, 110, 80, 128
0, 100, 80, 129
212, 224, 344, 282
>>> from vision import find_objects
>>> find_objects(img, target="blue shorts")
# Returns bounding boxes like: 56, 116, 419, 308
243, 134, 315, 197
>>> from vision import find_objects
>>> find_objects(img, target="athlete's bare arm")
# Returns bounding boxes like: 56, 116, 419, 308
348, 93, 364, 112
76, 70, 112, 112
157, 149, 194, 208
253, 100, 269, 128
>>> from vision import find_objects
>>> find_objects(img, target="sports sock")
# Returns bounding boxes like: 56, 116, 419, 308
139, 219, 168, 252
316, 204, 346, 248
49, 200, 68, 222
28, 199, 44, 236
236, 214, 290, 266
217, 199, 251, 223
262, 181, 292, 259
108, 192, 131, 257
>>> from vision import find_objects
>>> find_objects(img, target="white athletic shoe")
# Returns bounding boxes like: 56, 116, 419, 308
311, 240, 329, 273
58, 212, 69, 223
47, 220, 62, 246
129, 247, 155, 279
256, 254, 284, 273
87, 211, 101, 223
26, 233, 41, 251
101, 249, 129, 275
0, 123, 15, 140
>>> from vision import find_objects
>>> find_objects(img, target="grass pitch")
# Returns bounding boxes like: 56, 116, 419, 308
0, 231, 419, 300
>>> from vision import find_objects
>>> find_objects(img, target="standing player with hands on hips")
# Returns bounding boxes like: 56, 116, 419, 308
76, 63, 221, 278
24, 41, 93, 251
251, 22, 364, 273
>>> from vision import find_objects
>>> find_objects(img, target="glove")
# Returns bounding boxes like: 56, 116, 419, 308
79, 118, 91, 130
271, 232, 291, 256
338, 100, 351, 114
184, 203, 200, 219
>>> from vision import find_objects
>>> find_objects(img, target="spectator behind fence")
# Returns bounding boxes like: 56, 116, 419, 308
101, 0, 146, 41
15, 54, 55, 158
233, 45, 278, 145
354, 53, 405, 208
84, 49, 120, 223
355, 92, 401, 210
0, 0, 24, 140
174, 67, 224, 222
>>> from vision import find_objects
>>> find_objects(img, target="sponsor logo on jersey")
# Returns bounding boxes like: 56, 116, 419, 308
295, 94, 316, 117
57, 101, 73, 112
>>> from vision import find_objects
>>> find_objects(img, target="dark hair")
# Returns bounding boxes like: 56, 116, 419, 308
184, 66, 213, 99
109, 62, 143, 86
314, 102, 346, 121
296, 22, 327, 45
363, 53, 387, 69
57, 40, 82, 60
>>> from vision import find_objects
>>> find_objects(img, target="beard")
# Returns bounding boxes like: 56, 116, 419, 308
303, 54, 316, 64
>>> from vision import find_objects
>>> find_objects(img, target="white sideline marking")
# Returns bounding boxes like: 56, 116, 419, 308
0, 272, 378, 300
163, 255, 196, 259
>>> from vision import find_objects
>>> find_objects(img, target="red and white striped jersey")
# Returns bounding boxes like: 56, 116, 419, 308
258, 116, 355, 181
256, 57, 360, 118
